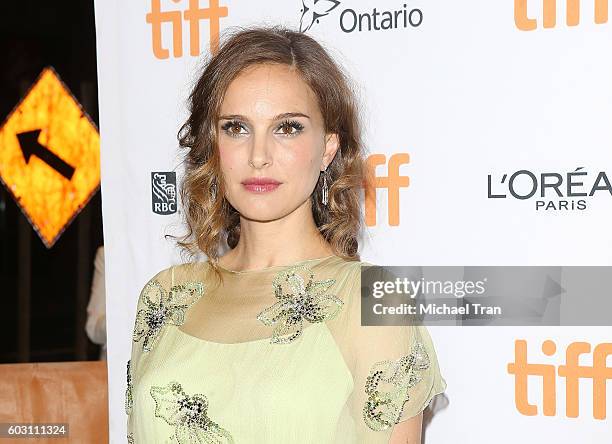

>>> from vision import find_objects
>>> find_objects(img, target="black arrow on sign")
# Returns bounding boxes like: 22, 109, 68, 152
17, 129, 75, 180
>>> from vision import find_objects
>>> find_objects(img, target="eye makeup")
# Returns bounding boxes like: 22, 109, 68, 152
276, 119, 305, 136
219, 119, 305, 138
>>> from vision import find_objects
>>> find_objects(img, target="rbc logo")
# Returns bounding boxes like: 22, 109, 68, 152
151, 172, 177, 215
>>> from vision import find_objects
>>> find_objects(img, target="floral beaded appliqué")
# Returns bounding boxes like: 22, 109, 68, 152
125, 359, 133, 415
256, 263, 342, 344
363, 342, 431, 431
150, 381, 234, 444
132, 280, 204, 353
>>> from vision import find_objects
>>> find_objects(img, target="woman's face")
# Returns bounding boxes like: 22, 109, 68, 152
217, 63, 338, 222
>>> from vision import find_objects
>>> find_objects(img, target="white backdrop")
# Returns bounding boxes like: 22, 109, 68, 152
94, 1, 612, 442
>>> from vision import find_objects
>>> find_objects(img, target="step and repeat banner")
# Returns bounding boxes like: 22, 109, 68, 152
94, 1, 612, 442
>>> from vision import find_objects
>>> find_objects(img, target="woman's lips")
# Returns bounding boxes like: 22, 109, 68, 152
241, 177, 282, 193
242, 183, 281, 193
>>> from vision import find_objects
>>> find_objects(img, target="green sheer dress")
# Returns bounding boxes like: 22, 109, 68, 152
125, 255, 446, 443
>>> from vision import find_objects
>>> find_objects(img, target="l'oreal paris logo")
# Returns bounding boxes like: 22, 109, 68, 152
487, 168, 612, 211
299, 1, 423, 33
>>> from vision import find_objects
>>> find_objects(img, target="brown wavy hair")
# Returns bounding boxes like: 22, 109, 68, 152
172, 24, 374, 277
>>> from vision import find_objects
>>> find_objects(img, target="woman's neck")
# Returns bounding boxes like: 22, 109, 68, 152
219, 206, 333, 272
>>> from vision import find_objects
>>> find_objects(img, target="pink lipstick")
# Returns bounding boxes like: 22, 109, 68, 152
241, 177, 281, 193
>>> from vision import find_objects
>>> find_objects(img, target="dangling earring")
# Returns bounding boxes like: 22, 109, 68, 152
322, 169, 329, 206
210, 181, 217, 199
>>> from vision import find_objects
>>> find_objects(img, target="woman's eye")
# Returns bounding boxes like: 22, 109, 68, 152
221, 120, 304, 138
221, 121, 247, 137
275, 120, 305, 137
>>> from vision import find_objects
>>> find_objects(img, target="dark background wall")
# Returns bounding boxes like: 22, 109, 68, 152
0, 1, 103, 362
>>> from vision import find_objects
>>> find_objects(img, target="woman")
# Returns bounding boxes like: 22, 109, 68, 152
126, 25, 446, 443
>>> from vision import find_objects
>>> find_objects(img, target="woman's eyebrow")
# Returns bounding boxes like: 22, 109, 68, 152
218, 112, 311, 122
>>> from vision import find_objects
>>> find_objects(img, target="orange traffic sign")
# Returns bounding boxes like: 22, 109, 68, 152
0, 67, 100, 248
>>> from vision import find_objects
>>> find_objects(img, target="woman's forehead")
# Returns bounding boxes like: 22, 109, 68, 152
220, 64, 319, 119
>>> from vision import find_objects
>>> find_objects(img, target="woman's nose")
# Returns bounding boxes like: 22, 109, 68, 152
248, 133, 272, 168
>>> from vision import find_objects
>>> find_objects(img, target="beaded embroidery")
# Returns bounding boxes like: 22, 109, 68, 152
150, 381, 234, 443
256, 263, 342, 344
132, 280, 204, 352
125, 359, 133, 415
363, 342, 431, 431
127, 433, 134, 443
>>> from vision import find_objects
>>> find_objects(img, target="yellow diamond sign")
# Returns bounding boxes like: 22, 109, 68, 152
0, 67, 100, 248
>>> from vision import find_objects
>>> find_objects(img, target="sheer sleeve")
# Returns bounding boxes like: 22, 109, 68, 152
342, 262, 447, 440
125, 266, 174, 443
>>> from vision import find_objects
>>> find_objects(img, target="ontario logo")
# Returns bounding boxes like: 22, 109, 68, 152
487, 167, 612, 211
299, 1, 423, 33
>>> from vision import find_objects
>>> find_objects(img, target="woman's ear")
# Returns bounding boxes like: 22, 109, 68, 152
321, 133, 340, 170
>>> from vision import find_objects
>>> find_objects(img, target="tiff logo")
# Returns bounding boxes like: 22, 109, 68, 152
507, 339, 612, 419
146, 0, 228, 59
364, 153, 410, 227
515, 0, 608, 30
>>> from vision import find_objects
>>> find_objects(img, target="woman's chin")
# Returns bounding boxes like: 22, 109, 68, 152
234, 205, 288, 223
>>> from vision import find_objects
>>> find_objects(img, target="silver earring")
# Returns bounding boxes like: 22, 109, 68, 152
322, 169, 329, 206
211, 181, 217, 199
